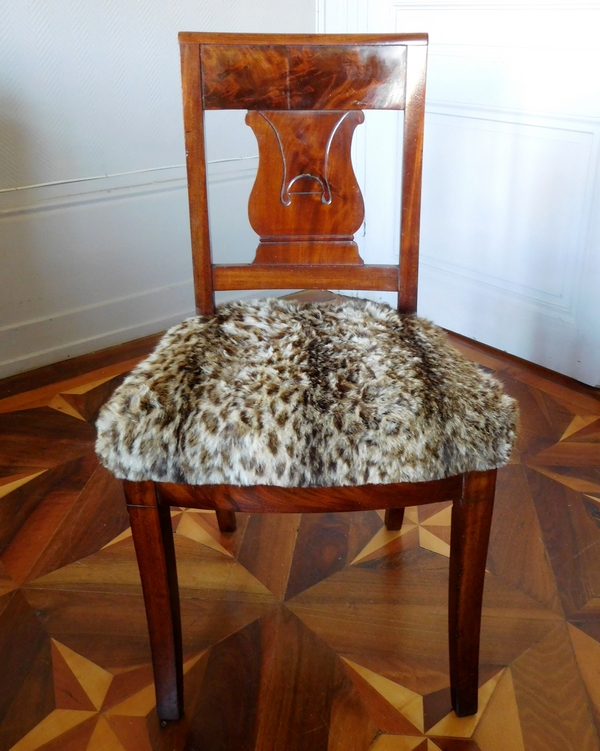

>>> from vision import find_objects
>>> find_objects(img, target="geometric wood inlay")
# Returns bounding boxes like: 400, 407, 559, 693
1, 290, 600, 750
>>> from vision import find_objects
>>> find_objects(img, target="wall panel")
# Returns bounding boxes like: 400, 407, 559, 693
0, 0, 315, 377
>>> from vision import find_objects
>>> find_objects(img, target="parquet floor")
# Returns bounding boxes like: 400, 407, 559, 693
1, 311, 600, 750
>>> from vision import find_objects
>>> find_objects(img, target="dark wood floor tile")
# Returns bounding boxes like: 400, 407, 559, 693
511, 624, 599, 751
253, 607, 349, 751
426, 669, 522, 748
487, 465, 563, 616
527, 442, 600, 467
59, 373, 127, 424
569, 616, 600, 643
0, 590, 12, 619
0, 464, 49, 480
327, 666, 379, 751
0, 559, 16, 597
188, 509, 251, 559
0, 407, 95, 473
173, 533, 277, 604
180, 600, 279, 663
22, 535, 142, 594
567, 624, 600, 743
520, 373, 600, 417
0, 454, 97, 559
562, 418, 600, 443
342, 660, 423, 735
285, 512, 354, 600
21, 588, 152, 671
237, 513, 301, 600
496, 375, 570, 456
2, 460, 128, 586
346, 510, 385, 564
103, 715, 155, 751
432, 740, 482, 751
102, 663, 155, 711
423, 687, 452, 733
353, 526, 420, 566
33, 717, 99, 751
288, 546, 560, 697
530, 388, 575, 439
184, 618, 262, 751
51, 654, 98, 717
0, 590, 55, 751
423, 525, 451, 547
0, 469, 44, 488
418, 501, 451, 524
526, 468, 600, 615
526, 463, 600, 495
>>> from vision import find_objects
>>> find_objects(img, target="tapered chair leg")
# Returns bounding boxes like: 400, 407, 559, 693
384, 507, 405, 531
124, 480, 184, 722
215, 509, 236, 533
448, 469, 496, 717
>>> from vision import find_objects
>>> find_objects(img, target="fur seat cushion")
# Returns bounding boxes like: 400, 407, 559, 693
96, 298, 517, 487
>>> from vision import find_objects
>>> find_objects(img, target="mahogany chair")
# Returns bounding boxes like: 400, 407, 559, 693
96, 33, 517, 724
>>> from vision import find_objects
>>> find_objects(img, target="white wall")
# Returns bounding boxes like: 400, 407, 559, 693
0, 1, 316, 378
321, 0, 600, 385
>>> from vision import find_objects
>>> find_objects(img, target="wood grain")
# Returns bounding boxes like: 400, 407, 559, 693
399, 43, 427, 314
511, 625, 598, 751
246, 110, 365, 264
212, 263, 399, 291
180, 42, 214, 316
201, 44, 408, 110
157, 474, 463, 514
125, 481, 183, 721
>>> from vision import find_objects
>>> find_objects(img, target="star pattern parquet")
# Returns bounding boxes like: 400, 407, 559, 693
0, 322, 599, 750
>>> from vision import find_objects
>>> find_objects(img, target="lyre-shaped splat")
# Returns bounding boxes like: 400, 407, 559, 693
246, 110, 365, 265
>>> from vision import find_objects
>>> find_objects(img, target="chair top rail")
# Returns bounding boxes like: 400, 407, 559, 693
179, 32, 428, 46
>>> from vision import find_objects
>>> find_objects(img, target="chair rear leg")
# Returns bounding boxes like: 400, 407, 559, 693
385, 507, 405, 530
215, 509, 236, 533
448, 469, 496, 717
124, 480, 184, 721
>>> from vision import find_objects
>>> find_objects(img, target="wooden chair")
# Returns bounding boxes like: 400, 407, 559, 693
96, 33, 517, 723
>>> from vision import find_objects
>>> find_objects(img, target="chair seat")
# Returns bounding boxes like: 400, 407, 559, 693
96, 297, 517, 487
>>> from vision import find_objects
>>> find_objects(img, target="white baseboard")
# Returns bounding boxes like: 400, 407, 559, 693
0, 283, 300, 380
0, 280, 196, 379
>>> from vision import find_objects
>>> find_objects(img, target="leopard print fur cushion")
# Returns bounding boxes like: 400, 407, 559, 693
96, 297, 517, 487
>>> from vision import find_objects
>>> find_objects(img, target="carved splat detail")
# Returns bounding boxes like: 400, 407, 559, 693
246, 110, 365, 265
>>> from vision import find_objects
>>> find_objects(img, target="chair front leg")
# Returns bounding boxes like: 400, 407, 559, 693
124, 480, 184, 722
448, 469, 496, 717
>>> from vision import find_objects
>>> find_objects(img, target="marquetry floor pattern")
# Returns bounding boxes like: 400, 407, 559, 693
1, 325, 600, 751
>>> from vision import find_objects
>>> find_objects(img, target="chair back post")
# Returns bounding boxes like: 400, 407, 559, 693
180, 42, 215, 315
399, 43, 428, 314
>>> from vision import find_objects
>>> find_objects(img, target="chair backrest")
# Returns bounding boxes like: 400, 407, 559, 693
178, 32, 428, 316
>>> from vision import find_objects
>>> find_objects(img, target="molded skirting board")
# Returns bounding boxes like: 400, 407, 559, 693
0, 282, 297, 379
0, 159, 270, 379
0, 281, 196, 379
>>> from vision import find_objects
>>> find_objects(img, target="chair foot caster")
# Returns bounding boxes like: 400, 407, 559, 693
158, 708, 184, 725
